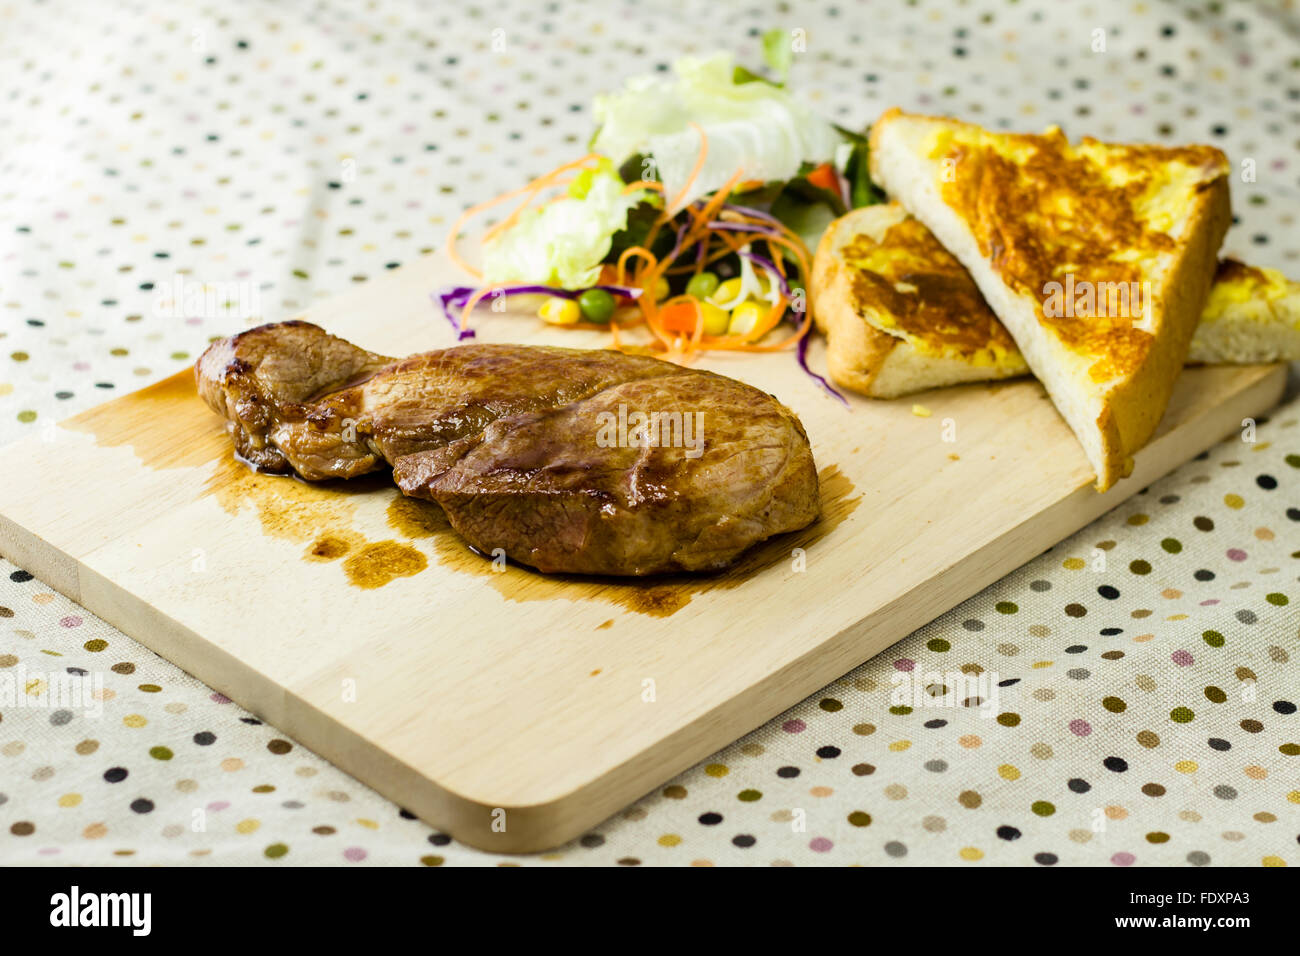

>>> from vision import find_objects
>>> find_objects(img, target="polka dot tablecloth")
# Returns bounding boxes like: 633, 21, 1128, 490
1, 0, 1298, 867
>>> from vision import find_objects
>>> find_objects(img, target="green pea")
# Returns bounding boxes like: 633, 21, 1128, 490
577, 288, 615, 322
684, 271, 721, 300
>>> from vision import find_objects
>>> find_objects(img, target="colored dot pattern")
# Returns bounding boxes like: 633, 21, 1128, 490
0, 0, 1298, 866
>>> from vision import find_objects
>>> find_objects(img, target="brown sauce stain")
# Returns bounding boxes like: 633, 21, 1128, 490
387, 494, 453, 537
78, 371, 860, 606
342, 540, 428, 589
304, 531, 365, 563
65, 370, 228, 470
203, 459, 427, 590
203, 452, 389, 540
68, 369, 431, 591
386, 464, 860, 618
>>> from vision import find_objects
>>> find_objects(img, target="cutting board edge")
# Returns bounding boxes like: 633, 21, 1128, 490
0, 508, 82, 603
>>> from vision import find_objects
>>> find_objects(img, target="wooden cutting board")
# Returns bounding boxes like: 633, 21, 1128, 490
0, 249, 1286, 852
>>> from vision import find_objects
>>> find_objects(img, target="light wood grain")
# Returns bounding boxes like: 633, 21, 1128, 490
0, 249, 1286, 851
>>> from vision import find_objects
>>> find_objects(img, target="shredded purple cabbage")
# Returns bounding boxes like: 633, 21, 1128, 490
667, 219, 692, 261
716, 250, 843, 405
433, 282, 643, 340
721, 203, 783, 226
469, 283, 643, 300
797, 331, 848, 407
707, 220, 781, 237
737, 251, 792, 299
434, 286, 478, 340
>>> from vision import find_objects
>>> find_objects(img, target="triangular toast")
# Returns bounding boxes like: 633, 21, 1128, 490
1188, 259, 1300, 364
811, 202, 1028, 398
868, 109, 1231, 490
811, 203, 1300, 398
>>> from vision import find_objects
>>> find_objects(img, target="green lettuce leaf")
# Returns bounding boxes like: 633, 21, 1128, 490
842, 140, 886, 208
761, 28, 793, 85
770, 176, 843, 249
591, 52, 842, 211
481, 163, 658, 290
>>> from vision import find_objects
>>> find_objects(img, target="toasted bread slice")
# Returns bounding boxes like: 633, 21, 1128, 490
1190, 259, 1300, 363
869, 109, 1231, 490
812, 205, 1300, 396
811, 202, 1028, 397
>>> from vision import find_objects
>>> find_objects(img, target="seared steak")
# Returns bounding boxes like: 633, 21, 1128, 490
197, 321, 820, 575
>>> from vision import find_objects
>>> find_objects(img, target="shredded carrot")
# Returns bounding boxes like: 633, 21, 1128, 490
479, 177, 575, 245
445, 154, 603, 278
764, 239, 788, 278
687, 168, 747, 237
668, 178, 747, 269
637, 271, 681, 352
622, 180, 665, 195
685, 296, 706, 353
629, 172, 803, 362
613, 244, 674, 351
664, 122, 710, 218
663, 231, 748, 274
615, 246, 658, 287
644, 156, 741, 265
752, 232, 812, 286
640, 216, 670, 264
717, 301, 812, 352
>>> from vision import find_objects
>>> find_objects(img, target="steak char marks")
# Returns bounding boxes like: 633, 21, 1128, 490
197, 321, 820, 576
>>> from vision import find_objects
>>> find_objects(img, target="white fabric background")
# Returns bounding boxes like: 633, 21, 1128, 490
0, 0, 1297, 866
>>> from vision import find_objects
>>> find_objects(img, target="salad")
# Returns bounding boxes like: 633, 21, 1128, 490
439, 35, 884, 397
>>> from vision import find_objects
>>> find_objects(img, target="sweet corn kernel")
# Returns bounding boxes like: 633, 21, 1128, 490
539, 296, 581, 325
699, 300, 730, 336
711, 277, 745, 307
728, 300, 767, 337
710, 273, 771, 310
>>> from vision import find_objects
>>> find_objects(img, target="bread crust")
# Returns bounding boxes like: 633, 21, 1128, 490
869, 108, 1231, 490
811, 213, 901, 396
812, 201, 1028, 399
1098, 175, 1232, 486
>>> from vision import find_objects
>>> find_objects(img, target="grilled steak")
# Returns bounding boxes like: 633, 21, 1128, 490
197, 321, 820, 575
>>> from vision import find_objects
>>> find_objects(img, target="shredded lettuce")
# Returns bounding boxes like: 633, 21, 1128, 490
591, 53, 842, 210
771, 193, 838, 250
481, 162, 656, 290
761, 28, 794, 85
